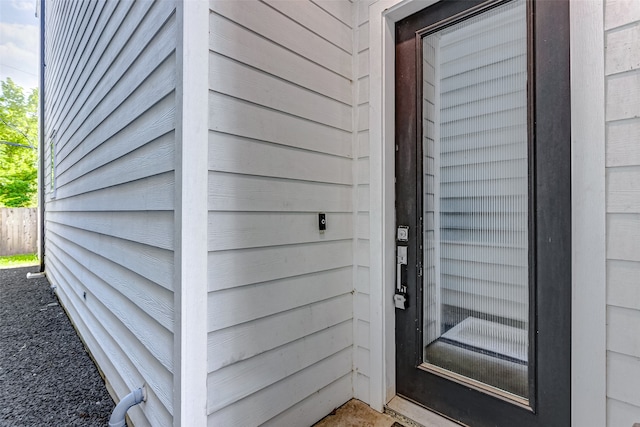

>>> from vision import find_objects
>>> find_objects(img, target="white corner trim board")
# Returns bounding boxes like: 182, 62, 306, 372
367, 0, 607, 425
174, 1, 209, 425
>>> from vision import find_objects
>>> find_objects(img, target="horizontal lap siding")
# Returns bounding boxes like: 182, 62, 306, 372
354, 0, 372, 404
207, 1, 355, 425
604, 1, 640, 425
43, 1, 177, 425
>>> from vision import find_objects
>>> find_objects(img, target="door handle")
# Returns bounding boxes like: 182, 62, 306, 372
396, 245, 408, 309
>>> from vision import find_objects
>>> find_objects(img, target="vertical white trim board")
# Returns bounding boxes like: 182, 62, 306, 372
353, 0, 362, 402
174, 1, 209, 426
569, 0, 606, 426
367, 0, 607, 425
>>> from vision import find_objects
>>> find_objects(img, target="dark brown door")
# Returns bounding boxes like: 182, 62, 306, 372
394, 1, 571, 425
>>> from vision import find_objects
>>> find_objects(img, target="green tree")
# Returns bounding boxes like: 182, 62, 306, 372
0, 78, 39, 207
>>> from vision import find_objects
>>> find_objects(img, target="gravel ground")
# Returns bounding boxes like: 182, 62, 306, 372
0, 266, 115, 426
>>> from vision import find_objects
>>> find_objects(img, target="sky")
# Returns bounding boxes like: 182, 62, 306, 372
0, 0, 39, 91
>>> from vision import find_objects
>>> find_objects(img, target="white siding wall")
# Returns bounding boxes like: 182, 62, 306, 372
206, 1, 356, 425
43, 1, 177, 425
604, 1, 640, 425
354, 0, 374, 405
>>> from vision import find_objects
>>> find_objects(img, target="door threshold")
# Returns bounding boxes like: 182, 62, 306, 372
385, 396, 464, 427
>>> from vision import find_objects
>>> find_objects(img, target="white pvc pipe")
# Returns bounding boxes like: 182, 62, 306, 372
108, 387, 146, 427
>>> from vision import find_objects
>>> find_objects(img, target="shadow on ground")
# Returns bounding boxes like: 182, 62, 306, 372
0, 266, 114, 426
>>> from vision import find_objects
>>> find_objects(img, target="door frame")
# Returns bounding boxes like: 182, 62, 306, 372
366, 0, 606, 425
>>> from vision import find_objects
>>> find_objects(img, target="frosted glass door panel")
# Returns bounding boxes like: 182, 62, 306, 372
421, 0, 529, 400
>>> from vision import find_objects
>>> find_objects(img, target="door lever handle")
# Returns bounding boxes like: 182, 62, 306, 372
396, 246, 408, 309
397, 245, 408, 292
397, 245, 408, 265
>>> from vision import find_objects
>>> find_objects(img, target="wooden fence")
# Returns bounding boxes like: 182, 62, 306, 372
0, 208, 37, 256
